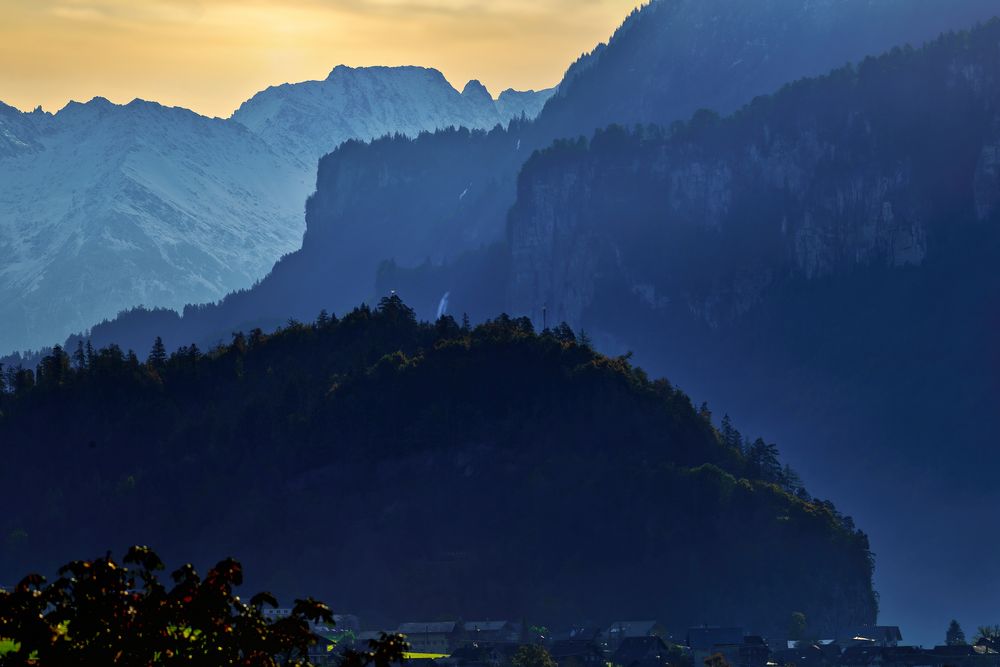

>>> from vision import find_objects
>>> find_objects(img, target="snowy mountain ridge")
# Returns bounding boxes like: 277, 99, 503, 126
231, 65, 555, 166
0, 68, 554, 353
0, 96, 312, 355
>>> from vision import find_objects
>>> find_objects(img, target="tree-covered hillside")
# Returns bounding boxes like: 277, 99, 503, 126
0, 297, 875, 636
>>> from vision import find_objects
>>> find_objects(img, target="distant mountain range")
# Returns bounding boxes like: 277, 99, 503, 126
0, 68, 553, 353
0, 98, 310, 356
68, 0, 1000, 356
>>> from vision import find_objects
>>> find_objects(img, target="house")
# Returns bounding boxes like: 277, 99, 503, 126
613, 636, 673, 667
927, 644, 999, 667
738, 636, 770, 667
260, 608, 360, 634
309, 630, 348, 666
686, 627, 745, 667
463, 621, 523, 644
357, 630, 388, 645
837, 644, 1000, 667
447, 642, 521, 667
839, 645, 887, 667
837, 627, 902, 648
552, 628, 604, 643
773, 644, 830, 667
334, 614, 363, 633
976, 639, 1000, 655
398, 621, 463, 654
606, 621, 667, 652
550, 639, 606, 667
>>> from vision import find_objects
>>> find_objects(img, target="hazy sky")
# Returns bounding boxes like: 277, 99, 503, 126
1, 0, 641, 118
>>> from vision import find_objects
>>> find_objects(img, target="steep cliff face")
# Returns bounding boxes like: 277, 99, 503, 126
509, 24, 1000, 327
0, 102, 44, 158
975, 121, 1000, 218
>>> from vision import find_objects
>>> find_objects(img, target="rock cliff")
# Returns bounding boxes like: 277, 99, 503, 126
509, 25, 1000, 328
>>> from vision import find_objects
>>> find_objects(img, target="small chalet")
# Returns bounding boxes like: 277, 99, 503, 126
686, 627, 745, 667
613, 636, 673, 667
463, 621, 523, 644
549, 639, 606, 667
552, 628, 603, 643
606, 621, 667, 652
738, 635, 770, 667
447, 642, 520, 667
837, 627, 903, 648
772, 644, 828, 667
398, 621, 463, 654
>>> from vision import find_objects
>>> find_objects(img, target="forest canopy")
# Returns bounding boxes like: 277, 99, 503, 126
0, 297, 876, 635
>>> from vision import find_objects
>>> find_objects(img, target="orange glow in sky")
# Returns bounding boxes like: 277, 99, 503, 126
1, 0, 641, 118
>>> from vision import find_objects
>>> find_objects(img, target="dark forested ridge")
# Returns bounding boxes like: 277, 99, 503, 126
0, 297, 876, 636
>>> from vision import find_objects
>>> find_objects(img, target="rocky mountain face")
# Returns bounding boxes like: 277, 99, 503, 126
0, 69, 552, 354
232, 65, 554, 167
0, 102, 45, 158
508, 31, 1000, 326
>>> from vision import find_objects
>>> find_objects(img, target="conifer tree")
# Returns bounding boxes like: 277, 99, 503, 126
149, 336, 167, 370
720, 414, 743, 452
947, 619, 967, 646
72, 340, 87, 371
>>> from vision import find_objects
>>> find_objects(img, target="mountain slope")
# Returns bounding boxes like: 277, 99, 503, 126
0, 299, 877, 636
0, 98, 311, 355
0, 69, 552, 354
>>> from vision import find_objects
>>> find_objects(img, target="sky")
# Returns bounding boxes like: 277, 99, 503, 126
0, 0, 641, 118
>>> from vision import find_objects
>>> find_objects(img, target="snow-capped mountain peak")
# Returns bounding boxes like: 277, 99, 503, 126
232, 65, 554, 166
